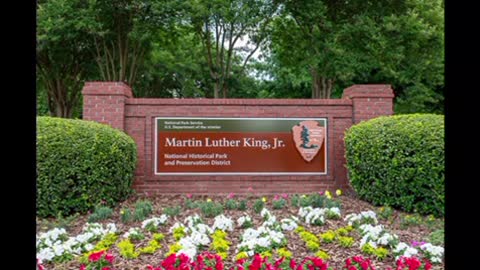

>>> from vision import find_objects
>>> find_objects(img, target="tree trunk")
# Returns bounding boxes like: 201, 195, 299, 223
214, 81, 220, 99
310, 67, 322, 98
310, 67, 334, 99
222, 83, 228, 98
44, 78, 76, 118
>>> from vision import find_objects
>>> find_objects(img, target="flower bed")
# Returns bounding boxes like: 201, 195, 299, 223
36, 192, 444, 270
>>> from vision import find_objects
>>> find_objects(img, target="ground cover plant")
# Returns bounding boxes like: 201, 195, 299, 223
37, 191, 444, 270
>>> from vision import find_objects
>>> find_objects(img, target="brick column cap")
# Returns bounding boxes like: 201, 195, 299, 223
82, 81, 133, 98
342, 84, 394, 99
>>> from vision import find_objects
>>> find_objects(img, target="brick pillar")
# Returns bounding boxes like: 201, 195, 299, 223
82, 82, 133, 131
342, 84, 395, 124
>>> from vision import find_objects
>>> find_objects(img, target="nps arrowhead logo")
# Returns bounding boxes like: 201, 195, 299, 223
292, 120, 325, 162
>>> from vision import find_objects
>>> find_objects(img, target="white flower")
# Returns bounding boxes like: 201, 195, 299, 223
298, 207, 313, 218
106, 223, 117, 233
123, 227, 143, 239
377, 233, 397, 247
142, 215, 169, 230
37, 248, 55, 262
420, 243, 444, 263
191, 223, 213, 235
280, 218, 297, 231
178, 248, 196, 260
84, 243, 94, 251
212, 214, 234, 232
260, 208, 272, 219
262, 215, 277, 228
237, 215, 251, 227
344, 211, 378, 226
393, 242, 419, 259
326, 207, 341, 218
256, 237, 271, 247
184, 214, 202, 228
169, 222, 186, 233
242, 228, 260, 241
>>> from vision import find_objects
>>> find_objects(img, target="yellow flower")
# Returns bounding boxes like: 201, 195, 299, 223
326, 194, 332, 199
207, 198, 212, 202
120, 210, 125, 215
380, 207, 384, 212
262, 197, 267, 202
336, 189, 342, 196
301, 194, 307, 198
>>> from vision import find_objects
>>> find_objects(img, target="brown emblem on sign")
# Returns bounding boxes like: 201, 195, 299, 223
292, 120, 325, 162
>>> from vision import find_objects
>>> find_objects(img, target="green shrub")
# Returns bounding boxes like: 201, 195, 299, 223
429, 229, 444, 246
120, 208, 132, 224
36, 116, 137, 217
134, 200, 153, 221
345, 114, 444, 217
253, 199, 265, 214
225, 199, 238, 210
199, 201, 224, 218
163, 206, 181, 217
88, 205, 114, 222
238, 200, 248, 210
272, 198, 287, 209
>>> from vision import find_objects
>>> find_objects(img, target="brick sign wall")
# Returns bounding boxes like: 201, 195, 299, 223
82, 82, 394, 195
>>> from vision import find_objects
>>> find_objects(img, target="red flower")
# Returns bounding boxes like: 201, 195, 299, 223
424, 260, 432, 270
101, 267, 111, 270
348, 266, 358, 270
346, 258, 352, 267
80, 265, 86, 270
290, 259, 297, 270
361, 261, 369, 270
274, 257, 285, 269
353, 256, 363, 264
89, 250, 106, 262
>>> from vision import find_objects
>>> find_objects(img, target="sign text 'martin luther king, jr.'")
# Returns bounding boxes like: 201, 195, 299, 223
155, 117, 327, 175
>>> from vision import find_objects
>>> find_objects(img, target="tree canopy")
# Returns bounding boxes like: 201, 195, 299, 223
37, 0, 444, 117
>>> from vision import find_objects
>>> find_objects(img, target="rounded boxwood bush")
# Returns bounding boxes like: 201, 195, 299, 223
37, 116, 137, 217
344, 114, 444, 217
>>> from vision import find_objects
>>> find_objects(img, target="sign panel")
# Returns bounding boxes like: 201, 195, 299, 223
155, 117, 327, 175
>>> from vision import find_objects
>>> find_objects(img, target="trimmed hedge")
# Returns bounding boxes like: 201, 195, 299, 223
344, 114, 444, 217
37, 117, 137, 217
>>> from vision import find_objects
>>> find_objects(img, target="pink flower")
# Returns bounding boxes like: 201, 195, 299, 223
80, 265, 86, 270
318, 191, 324, 195
281, 193, 288, 199
101, 267, 111, 270
274, 194, 280, 201
105, 253, 115, 264
247, 186, 254, 193
186, 193, 193, 199
228, 192, 235, 199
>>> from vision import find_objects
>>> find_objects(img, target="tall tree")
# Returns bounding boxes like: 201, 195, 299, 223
269, 0, 443, 107
37, 0, 97, 118
188, 0, 278, 98
89, 0, 183, 89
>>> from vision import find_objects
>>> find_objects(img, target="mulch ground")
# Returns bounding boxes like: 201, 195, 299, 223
37, 191, 444, 270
